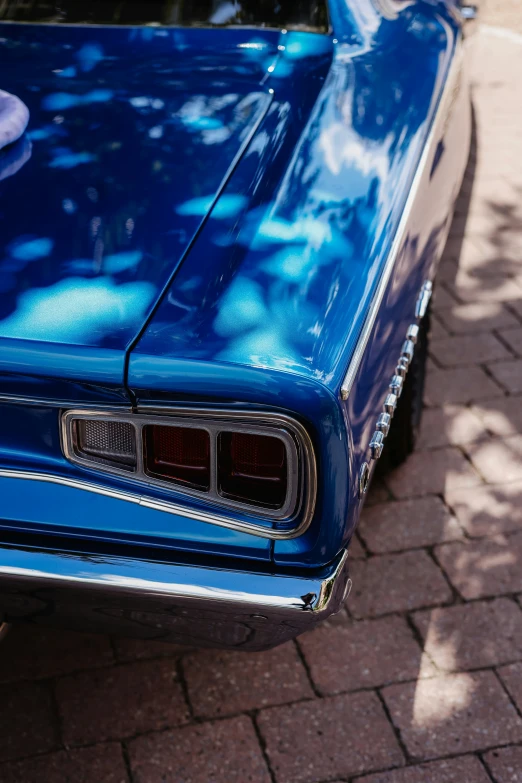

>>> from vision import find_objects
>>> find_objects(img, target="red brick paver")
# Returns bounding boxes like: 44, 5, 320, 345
0, 681, 58, 762
382, 671, 522, 759
56, 660, 190, 745
358, 496, 463, 553
419, 405, 486, 448
349, 550, 453, 618
1, 11, 522, 783
0, 625, 114, 683
430, 332, 512, 367
356, 755, 491, 783
128, 717, 271, 783
486, 358, 522, 394
499, 325, 522, 356
424, 365, 503, 405
436, 301, 519, 334
444, 481, 522, 537
299, 614, 435, 694
483, 746, 522, 783
0, 744, 130, 783
412, 598, 522, 672
471, 396, 522, 437
257, 692, 404, 782
466, 435, 522, 483
183, 643, 313, 718
384, 447, 481, 499
498, 661, 522, 713
435, 532, 522, 599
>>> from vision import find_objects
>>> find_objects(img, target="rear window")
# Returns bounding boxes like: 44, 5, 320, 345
0, 1, 329, 32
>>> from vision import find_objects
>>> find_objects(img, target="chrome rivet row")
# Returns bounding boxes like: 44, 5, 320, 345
376, 412, 391, 436
365, 308, 425, 468
359, 462, 370, 497
400, 339, 415, 365
359, 280, 431, 494
383, 393, 398, 416
389, 374, 404, 398
369, 431, 385, 459
406, 323, 420, 343
415, 280, 433, 320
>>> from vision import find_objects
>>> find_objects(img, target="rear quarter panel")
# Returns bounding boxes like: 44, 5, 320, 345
274, 5, 470, 564
129, 5, 469, 568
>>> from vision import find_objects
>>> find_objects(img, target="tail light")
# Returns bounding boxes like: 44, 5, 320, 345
218, 432, 288, 509
63, 411, 312, 534
144, 425, 210, 491
73, 419, 137, 471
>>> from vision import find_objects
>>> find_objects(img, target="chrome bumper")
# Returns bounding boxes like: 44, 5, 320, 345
0, 544, 350, 651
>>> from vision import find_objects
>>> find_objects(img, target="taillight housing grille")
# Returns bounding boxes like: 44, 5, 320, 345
73, 419, 137, 471
62, 409, 315, 535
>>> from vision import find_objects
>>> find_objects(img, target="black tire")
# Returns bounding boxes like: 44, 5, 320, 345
379, 307, 430, 472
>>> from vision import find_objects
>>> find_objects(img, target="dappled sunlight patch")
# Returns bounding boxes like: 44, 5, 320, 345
435, 533, 522, 600
412, 672, 475, 729
445, 482, 522, 538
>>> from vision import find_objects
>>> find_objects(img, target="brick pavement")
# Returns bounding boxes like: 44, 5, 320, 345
1, 9, 522, 783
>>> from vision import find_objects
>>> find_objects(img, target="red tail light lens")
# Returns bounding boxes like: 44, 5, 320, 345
218, 432, 288, 509
144, 425, 210, 491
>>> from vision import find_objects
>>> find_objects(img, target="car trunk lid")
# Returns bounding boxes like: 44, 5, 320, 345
0, 23, 276, 402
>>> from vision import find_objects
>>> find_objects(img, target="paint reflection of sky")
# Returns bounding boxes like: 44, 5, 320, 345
42, 89, 114, 111
0, 278, 156, 343
177, 194, 248, 219
135, 14, 449, 383
0, 24, 276, 352
8, 237, 53, 261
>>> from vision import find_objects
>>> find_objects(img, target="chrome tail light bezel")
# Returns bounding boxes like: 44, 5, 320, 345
60, 408, 317, 538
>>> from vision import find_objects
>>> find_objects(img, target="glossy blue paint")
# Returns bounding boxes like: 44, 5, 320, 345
129, 2, 464, 565
0, 472, 272, 561
0, 2, 470, 584
0, 23, 280, 398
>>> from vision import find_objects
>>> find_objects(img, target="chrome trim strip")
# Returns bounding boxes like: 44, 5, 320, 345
340, 44, 462, 401
0, 466, 309, 540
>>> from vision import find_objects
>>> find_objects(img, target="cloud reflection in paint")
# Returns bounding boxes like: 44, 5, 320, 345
0, 278, 155, 343
8, 237, 53, 261
41, 89, 114, 111
176, 194, 247, 219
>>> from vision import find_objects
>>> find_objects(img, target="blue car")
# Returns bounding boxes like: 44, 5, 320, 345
0, 0, 473, 650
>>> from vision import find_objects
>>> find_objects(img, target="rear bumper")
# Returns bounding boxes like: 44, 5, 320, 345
0, 544, 350, 651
